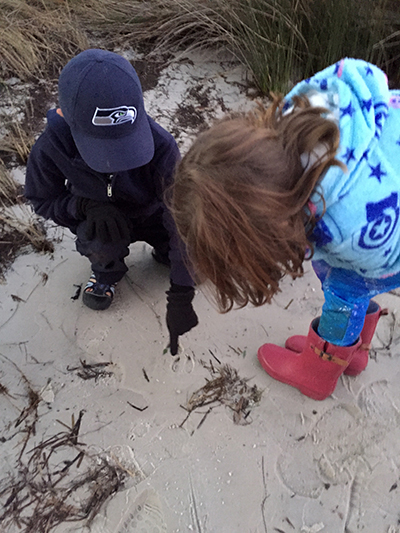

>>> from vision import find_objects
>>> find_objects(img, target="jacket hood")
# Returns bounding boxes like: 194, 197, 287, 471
285, 58, 391, 206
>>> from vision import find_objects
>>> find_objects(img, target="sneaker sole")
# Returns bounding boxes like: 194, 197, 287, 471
82, 291, 113, 311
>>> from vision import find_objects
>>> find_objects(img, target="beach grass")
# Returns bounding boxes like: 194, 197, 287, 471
0, 0, 398, 91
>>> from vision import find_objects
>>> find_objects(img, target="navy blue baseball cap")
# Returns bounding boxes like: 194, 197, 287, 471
58, 49, 154, 173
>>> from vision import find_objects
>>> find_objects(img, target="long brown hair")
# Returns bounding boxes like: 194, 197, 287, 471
171, 94, 344, 312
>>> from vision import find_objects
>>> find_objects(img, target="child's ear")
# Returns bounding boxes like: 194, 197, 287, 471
56, 108, 64, 117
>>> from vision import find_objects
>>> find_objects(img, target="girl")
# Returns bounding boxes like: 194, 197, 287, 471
170, 58, 400, 400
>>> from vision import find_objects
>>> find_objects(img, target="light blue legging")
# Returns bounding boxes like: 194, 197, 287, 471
313, 260, 400, 346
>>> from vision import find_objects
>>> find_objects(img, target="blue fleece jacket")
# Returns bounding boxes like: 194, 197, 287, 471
286, 58, 400, 278
284, 58, 400, 344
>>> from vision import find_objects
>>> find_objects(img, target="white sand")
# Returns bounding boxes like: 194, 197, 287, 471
1, 51, 400, 533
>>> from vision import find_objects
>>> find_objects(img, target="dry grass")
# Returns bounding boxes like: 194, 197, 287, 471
0, 160, 21, 206
0, 122, 35, 164
0, 162, 54, 279
0, 205, 54, 253
1, 0, 399, 89
0, 0, 89, 80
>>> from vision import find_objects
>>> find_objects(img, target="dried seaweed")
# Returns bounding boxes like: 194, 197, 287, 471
142, 368, 150, 382
181, 363, 263, 428
0, 381, 13, 398
0, 359, 138, 532
0, 409, 131, 532
67, 359, 113, 381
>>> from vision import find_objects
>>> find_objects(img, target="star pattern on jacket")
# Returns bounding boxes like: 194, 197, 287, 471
361, 99, 373, 112
368, 163, 387, 183
343, 147, 356, 164
361, 149, 370, 162
340, 102, 355, 118
384, 247, 392, 257
320, 79, 328, 91
371, 217, 391, 239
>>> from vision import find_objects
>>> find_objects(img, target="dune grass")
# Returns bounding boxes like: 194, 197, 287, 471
0, 161, 53, 277
0, 0, 399, 91
85, 0, 400, 92
0, 160, 20, 207
0, 122, 35, 165
0, 0, 89, 80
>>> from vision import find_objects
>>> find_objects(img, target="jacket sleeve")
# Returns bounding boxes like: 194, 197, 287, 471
150, 125, 195, 287
25, 136, 80, 230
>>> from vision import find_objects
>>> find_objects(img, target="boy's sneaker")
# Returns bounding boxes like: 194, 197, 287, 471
82, 273, 116, 311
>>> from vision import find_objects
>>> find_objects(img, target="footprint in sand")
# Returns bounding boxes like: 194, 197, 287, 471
277, 380, 400, 498
171, 353, 195, 374
117, 489, 167, 533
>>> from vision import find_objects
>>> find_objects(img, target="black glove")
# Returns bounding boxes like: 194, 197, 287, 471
166, 283, 198, 355
76, 198, 130, 243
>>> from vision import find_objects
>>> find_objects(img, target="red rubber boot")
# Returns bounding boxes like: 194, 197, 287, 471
257, 319, 361, 400
285, 302, 388, 376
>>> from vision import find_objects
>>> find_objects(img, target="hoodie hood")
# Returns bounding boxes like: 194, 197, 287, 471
285, 59, 400, 277
285, 58, 390, 204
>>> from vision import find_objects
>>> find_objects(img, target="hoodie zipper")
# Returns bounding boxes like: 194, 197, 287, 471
107, 174, 113, 198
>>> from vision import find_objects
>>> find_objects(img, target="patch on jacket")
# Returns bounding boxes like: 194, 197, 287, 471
358, 193, 399, 249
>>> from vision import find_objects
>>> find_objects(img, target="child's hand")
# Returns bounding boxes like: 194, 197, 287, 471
166, 284, 198, 355
76, 198, 130, 243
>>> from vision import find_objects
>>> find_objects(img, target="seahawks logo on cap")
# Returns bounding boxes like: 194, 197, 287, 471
92, 106, 137, 126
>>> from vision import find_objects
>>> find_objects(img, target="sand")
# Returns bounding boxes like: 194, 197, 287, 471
1, 50, 400, 533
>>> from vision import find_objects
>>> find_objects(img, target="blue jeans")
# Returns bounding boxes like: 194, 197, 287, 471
313, 260, 400, 346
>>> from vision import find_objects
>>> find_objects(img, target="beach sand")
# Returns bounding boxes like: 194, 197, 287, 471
1, 50, 400, 533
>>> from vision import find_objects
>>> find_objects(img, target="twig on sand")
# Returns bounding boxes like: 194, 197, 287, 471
260, 456, 268, 532
127, 401, 148, 412
70, 284, 82, 300
67, 359, 113, 381
180, 363, 263, 430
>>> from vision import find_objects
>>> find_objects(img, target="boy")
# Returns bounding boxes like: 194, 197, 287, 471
25, 49, 197, 354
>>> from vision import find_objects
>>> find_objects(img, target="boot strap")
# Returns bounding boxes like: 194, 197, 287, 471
311, 345, 349, 367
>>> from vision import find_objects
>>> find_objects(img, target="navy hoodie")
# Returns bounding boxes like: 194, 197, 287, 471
25, 109, 193, 286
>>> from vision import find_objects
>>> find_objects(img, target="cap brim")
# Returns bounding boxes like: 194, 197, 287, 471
72, 113, 155, 173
